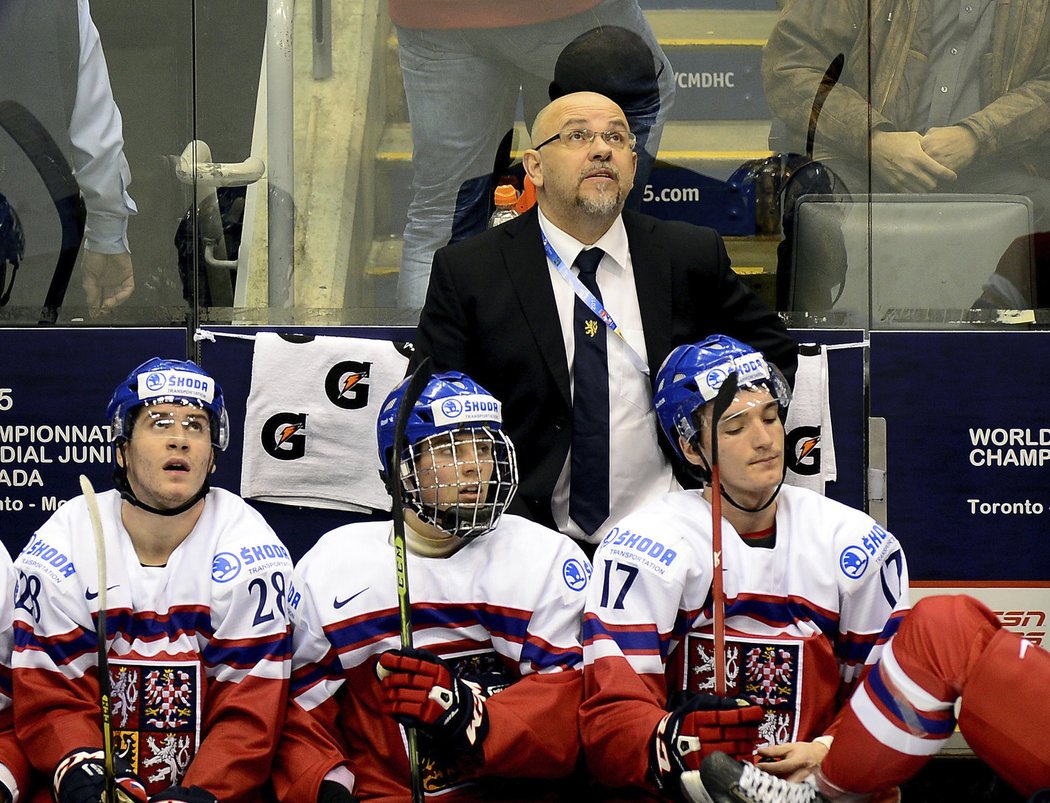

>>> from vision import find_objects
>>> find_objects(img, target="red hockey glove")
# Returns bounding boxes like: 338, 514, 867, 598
149, 786, 217, 803
376, 647, 489, 753
649, 693, 764, 799
53, 749, 148, 803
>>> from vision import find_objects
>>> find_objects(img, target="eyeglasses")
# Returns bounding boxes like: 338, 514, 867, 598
534, 128, 637, 152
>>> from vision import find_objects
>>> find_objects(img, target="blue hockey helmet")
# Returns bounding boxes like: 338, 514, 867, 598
106, 357, 230, 451
0, 193, 25, 304
377, 371, 517, 539
654, 335, 791, 462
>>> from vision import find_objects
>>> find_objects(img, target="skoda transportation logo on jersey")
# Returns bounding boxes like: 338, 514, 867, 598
261, 412, 308, 460
839, 545, 869, 579
325, 360, 372, 410
212, 552, 241, 583
562, 558, 591, 591
786, 425, 821, 476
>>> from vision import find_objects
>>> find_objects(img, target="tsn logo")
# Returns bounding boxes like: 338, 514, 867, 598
995, 609, 1045, 646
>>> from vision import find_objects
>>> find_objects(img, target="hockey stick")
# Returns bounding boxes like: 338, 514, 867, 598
805, 53, 844, 162
385, 358, 432, 803
709, 371, 738, 697
79, 474, 117, 803
0, 100, 86, 324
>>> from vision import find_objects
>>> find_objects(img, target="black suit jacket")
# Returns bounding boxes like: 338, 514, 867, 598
411, 207, 798, 529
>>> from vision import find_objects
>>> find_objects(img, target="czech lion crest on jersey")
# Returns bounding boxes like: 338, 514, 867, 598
109, 659, 202, 795
680, 634, 804, 746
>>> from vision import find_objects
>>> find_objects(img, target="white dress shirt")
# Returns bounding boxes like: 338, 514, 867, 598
71, 0, 137, 253
538, 208, 678, 543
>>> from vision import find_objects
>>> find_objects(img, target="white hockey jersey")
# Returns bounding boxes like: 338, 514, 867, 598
0, 549, 30, 803
580, 485, 910, 791
11, 488, 292, 803
273, 515, 590, 801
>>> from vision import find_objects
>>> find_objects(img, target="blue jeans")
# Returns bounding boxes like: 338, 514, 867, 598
394, 0, 675, 308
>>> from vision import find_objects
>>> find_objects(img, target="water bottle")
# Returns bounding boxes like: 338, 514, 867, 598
488, 184, 521, 228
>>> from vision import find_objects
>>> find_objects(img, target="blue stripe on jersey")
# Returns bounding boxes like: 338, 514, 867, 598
328, 604, 533, 653
106, 608, 215, 643
520, 638, 581, 671
725, 597, 839, 639
14, 621, 95, 666
290, 650, 345, 697
326, 610, 400, 651
837, 613, 904, 665
866, 661, 956, 738
583, 615, 663, 655
204, 630, 291, 670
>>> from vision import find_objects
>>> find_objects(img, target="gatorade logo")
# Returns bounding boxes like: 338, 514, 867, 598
261, 412, 308, 460
786, 425, 821, 476
325, 361, 372, 410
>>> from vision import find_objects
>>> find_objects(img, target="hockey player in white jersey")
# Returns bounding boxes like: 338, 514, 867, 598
579, 335, 910, 800
11, 358, 292, 803
273, 371, 590, 801
0, 548, 30, 803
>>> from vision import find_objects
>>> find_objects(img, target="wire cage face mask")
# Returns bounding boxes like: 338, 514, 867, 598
399, 426, 518, 540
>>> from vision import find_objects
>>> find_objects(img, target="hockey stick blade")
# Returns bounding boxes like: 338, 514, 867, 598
387, 358, 431, 803
79, 475, 118, 803
708, 371, 738, 696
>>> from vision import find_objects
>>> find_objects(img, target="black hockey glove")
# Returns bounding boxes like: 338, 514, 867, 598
317, 780, 360, 803
53, 749, 148, 803
375, 647, 489, 753
649, 692, 764, 801
149, 786, 217, 803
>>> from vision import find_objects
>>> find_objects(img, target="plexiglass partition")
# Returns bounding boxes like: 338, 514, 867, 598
3, 0, 1047, 331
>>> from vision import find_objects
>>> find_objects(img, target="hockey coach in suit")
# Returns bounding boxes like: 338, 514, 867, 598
411, 90, 797, 546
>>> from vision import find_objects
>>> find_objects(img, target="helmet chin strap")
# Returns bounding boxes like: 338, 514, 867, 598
719, 478, 782, 514
435, 504, 496, 539
692, 443, 783, 514
112, 444, 211, 517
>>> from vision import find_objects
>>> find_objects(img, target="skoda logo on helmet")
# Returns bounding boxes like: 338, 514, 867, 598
440, 398, 464, 418
144, 372, 166, 393
704, 367, 727, 389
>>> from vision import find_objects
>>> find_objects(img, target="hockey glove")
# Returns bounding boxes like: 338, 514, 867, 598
149, 786, 218, 803
649, 693, 764, 799
375, 647, 489, 753
53, 749, 148, 803
317, 780, 360, 803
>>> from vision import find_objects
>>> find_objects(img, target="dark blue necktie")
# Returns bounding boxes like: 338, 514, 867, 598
570, 247, 610, 536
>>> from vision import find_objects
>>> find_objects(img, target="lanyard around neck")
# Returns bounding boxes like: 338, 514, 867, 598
541, 232, 649, 375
